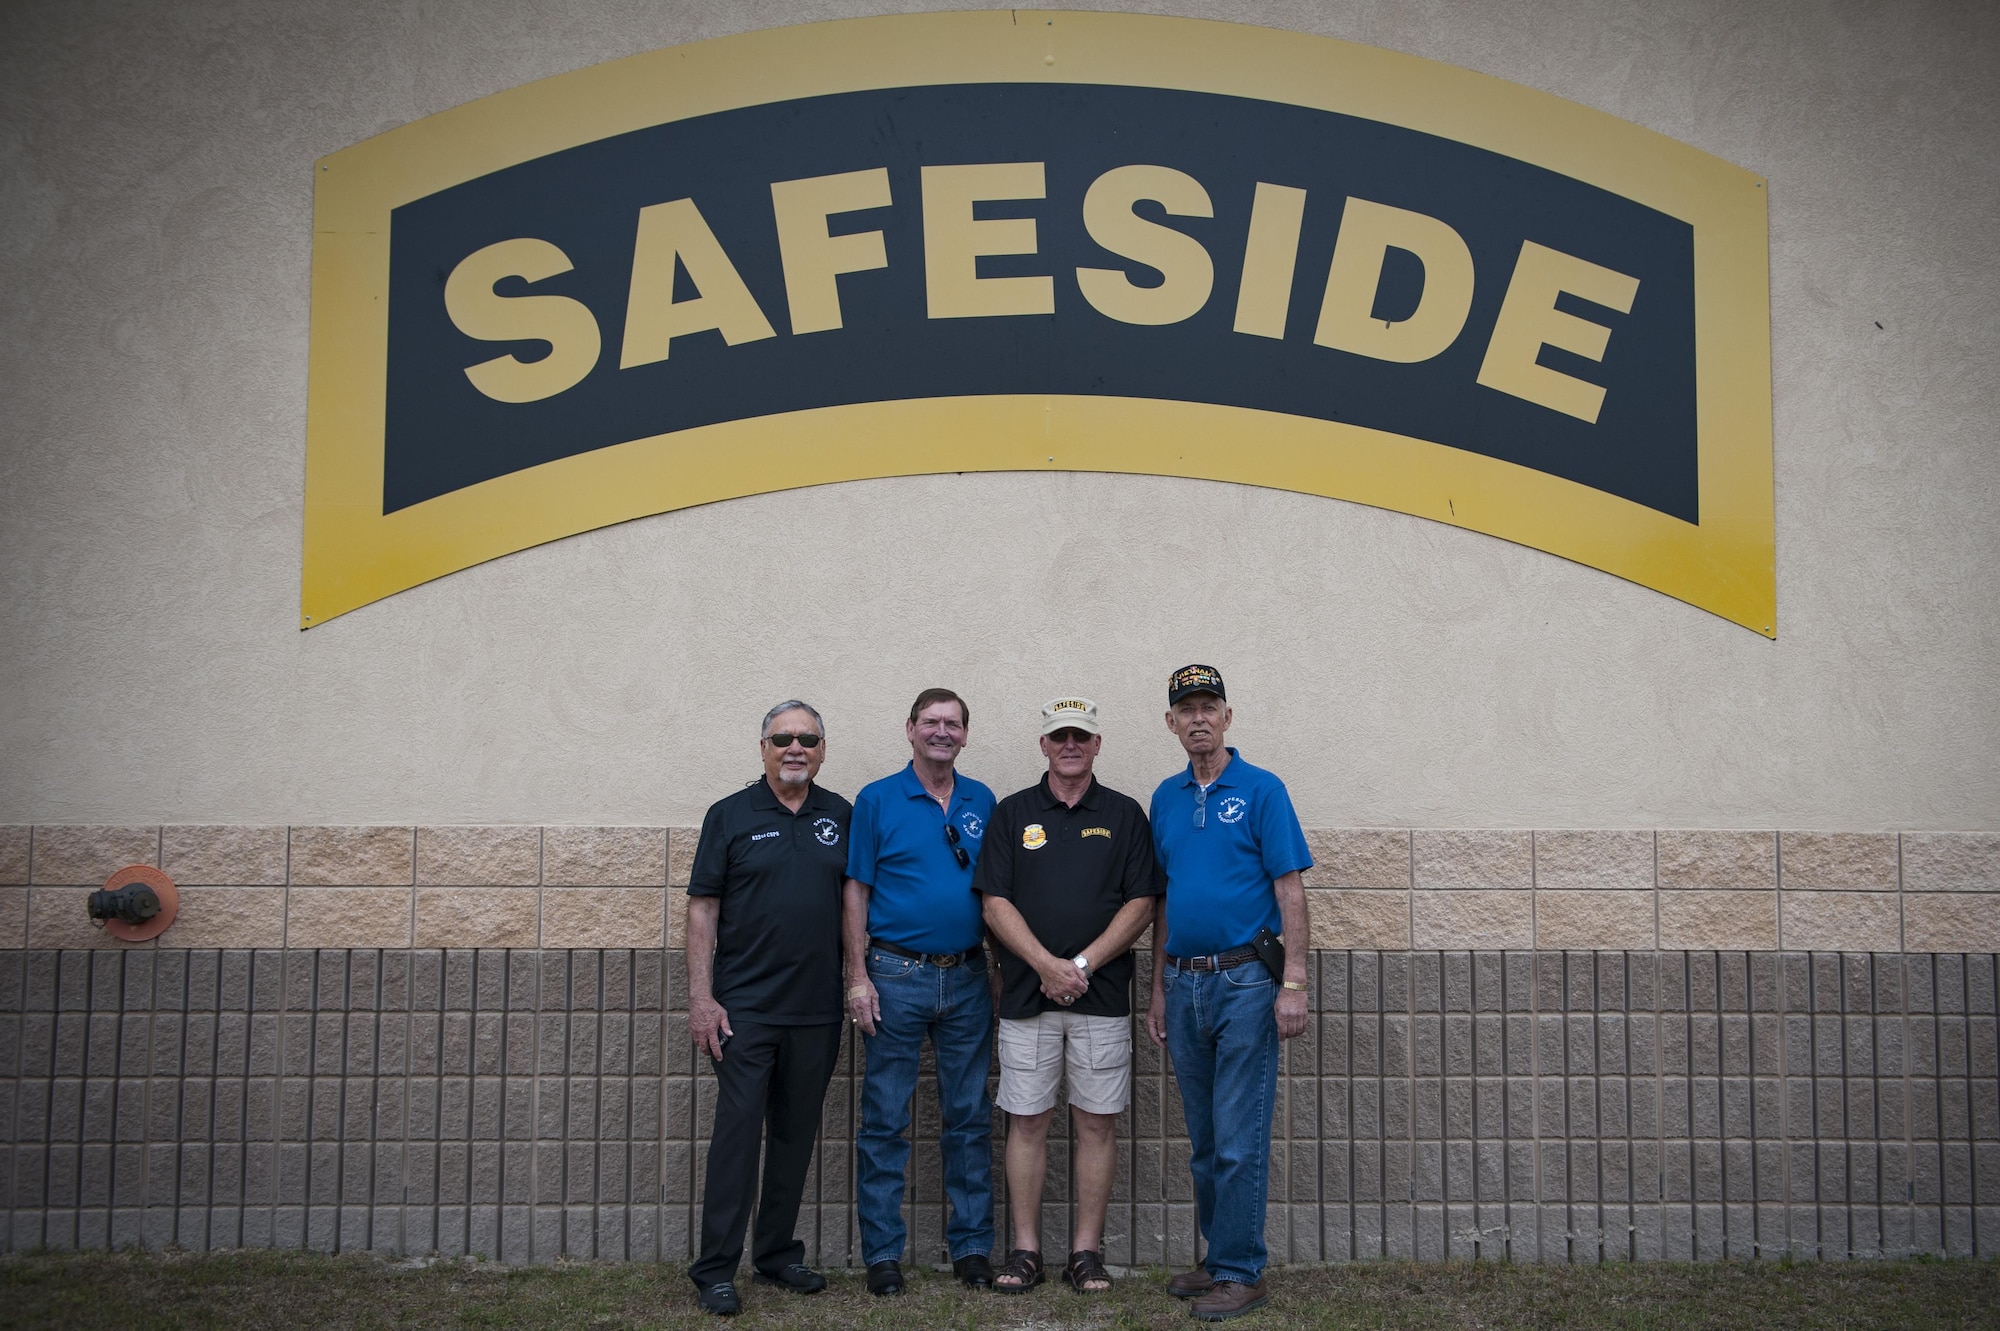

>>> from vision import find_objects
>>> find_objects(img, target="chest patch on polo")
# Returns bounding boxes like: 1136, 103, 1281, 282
1022, 824, 1047, 850
1081, 827, 1111, 839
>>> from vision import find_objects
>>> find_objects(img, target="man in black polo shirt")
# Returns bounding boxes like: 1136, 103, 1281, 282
685, 699, 851, 1316
973, 696, 1160, 1296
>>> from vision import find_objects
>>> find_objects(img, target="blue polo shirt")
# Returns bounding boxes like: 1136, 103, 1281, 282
1150, 748, 1313, 957
846, 762, 997, 953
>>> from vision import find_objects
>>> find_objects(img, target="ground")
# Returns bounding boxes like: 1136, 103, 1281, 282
4, 1251, 1998, 1329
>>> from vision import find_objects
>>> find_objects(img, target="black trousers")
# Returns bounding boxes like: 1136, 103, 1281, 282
689, 1018, 842, 1286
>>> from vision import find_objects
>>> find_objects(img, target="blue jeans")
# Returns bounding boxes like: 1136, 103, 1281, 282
857, 948, 995, 1265
1163, 960, 1279, 1285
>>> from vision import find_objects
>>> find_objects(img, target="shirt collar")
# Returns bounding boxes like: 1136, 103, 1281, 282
896, 760, 970, 805
1179, 746, 1241, 789
1036, 772, 1101, 811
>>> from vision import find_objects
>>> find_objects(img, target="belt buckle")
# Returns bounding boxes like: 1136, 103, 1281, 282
930, 952, 960, 968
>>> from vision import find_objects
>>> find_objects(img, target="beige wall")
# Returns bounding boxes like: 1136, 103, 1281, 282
1, 1, 1995, 832
7, 823, 1997, 954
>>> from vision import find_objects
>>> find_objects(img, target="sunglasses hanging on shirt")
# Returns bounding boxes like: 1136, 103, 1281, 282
943, 822, 970, 868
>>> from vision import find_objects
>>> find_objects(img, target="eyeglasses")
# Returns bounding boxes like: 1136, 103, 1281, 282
765, 733, 822, 749
943, 822, 970, 869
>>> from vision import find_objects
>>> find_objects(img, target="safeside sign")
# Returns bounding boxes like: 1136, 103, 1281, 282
303, 11, 1773, 632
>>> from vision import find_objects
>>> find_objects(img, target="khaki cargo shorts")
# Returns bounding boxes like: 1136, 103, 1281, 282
995, 1010, 1133, 1116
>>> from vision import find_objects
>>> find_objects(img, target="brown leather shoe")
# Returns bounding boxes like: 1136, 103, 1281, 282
1189, 1279, 1268, 1321
1166, 1266, 1214, 1299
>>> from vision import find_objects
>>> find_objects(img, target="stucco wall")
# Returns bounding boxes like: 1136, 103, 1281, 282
2, 0, 1996, 831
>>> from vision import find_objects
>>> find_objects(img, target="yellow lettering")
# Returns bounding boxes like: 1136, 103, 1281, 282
1476, 240, 1640, 423
1233, 182, 1307, 339
443, 238, 601, 403
921, 162, 1054, 319
1314, 197, 1474, 364
1076, 164, 1214, 326
619, 198, 776, 369
769, 168, 893, 335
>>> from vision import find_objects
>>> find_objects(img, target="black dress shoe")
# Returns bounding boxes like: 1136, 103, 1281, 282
694, 1281, 741, 1316
866, 1258, 904, 1296
953, 1252, 994, 1288
752, 1263, 827, 1294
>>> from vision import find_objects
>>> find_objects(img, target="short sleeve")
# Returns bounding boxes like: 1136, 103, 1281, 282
844, 786, 880, 887
1120, 805, 1163, 901
972, 801, 1015, 900
687, 799, 732, 897
1257, 778, 1313, 881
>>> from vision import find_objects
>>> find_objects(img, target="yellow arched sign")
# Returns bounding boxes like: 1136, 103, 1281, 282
303, 10, 1773, 632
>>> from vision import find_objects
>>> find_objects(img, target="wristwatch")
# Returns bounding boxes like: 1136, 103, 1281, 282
1072, 954, 1093, 980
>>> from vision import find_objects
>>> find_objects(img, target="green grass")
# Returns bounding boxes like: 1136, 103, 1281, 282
3, 1250, 1997, 1330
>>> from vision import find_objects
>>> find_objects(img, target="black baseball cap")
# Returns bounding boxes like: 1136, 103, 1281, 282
1167, 663, 1226, 705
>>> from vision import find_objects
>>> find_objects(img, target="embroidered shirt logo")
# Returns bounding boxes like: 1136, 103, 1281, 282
813, 817, 841, 846
751, 830, 781, 841
960, 813, 985, 840
1023, 824, 1047, 850
1081, 827, 1112, 839
1216, 796, 1248, 824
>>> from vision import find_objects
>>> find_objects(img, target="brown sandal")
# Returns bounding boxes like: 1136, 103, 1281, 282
994, 1248, 1044, 1293
1064, 1249, 1112, 1293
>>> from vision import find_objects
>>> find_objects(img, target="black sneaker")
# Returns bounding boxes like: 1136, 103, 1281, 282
695, 1281, 741, 1316
866, 1258, 904, 1296
753, 1263, 828, 1294
953, 1252, 994, 1289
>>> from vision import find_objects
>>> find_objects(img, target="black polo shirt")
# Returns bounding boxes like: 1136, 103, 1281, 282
973, 773, 1161, 1019
688, 777, 852, 1024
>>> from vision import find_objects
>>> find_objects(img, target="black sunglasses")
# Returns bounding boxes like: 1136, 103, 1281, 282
943, 822, 970, 869
765, 732, 822, 749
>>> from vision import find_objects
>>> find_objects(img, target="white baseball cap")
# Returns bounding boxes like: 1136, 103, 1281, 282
1040, 696, 1101, 736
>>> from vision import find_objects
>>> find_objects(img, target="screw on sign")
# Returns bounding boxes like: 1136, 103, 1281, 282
86, 864, 180, 941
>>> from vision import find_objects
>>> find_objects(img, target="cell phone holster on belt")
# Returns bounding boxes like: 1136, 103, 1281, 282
1250, 926, 1286, 983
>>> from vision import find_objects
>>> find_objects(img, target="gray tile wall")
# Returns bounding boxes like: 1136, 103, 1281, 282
1, 949, 1994, 1264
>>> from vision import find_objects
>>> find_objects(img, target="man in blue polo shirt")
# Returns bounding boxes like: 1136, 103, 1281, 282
842, 687, 999, 1296
1145, 664, 1313, 1322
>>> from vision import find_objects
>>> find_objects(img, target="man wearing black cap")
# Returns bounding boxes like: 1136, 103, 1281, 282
1146, 666, 1313, 1322
974, 697, 1161, 1296
684, 700, 851, 1316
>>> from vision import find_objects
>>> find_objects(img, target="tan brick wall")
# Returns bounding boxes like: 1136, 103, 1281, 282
3, 826, 1996, 953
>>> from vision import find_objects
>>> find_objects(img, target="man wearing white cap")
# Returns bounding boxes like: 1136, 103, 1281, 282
972, 697, 1162, 1296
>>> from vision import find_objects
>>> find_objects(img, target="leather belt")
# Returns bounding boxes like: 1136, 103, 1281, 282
1165, 946, 1260, 973
871, 938, 979, 968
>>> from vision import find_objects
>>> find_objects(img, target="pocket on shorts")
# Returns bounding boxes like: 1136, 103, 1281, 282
1081, 1015, 1134, 1071
997, 1018, 1044, 1073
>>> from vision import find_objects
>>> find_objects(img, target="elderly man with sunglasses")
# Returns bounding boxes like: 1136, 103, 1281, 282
684, 701, 852, 1316
974, 697, 1160, 1297
1146, 665, 1313, 1322
842, 687, 1000, 1296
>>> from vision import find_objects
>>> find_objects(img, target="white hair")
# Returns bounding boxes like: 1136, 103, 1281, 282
760, 699, 825, 739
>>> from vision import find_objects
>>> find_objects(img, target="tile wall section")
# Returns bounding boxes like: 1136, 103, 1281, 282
2, 947, 1995, 1263
1, 826, 1995, 954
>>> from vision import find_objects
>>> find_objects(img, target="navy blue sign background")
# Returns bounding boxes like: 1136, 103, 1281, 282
383, 84, 1696, 522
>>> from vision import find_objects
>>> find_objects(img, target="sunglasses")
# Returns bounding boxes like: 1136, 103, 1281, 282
943, 822, 970, 869
765, 733, 822, 749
